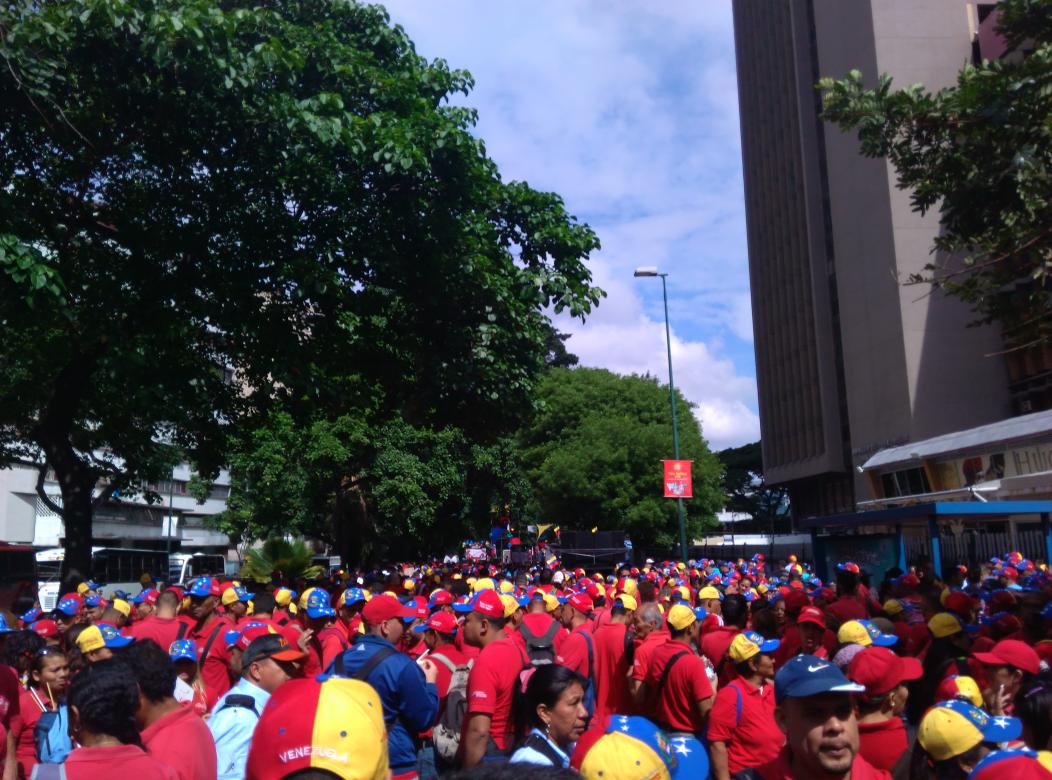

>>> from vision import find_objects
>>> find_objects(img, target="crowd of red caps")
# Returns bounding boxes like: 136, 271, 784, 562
0, 549, 1049, 780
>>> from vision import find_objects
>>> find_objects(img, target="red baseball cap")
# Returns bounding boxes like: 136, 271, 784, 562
785, 590, 810, 612
848, 646, 923, 697
470, 589, 505, 619
973, 639, 1040, 675
567, 592, 594, 615
944, 591, 975, 618
361, 595, 416, 625
797, 606, 826, 628
29, 620, 59, 639
413, 612, 458, 635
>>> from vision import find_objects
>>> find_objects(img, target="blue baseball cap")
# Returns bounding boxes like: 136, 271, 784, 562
305, 589, 336, 619
187, 577, 220, 598
0, 614, 15, 634
96, 623, 134, 648
55, 596, 81, 616
342, 587, 367, 606
168, 639, 198, 663
693, 606, 708, 622
20, 608, 41, 625
84, 594, 103, 608
774, 654, 866, 704
131, 589, 159, 605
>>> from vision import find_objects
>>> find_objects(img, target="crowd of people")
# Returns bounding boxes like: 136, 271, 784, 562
0, 551, 1051, 780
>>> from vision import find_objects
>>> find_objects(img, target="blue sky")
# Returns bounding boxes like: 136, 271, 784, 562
379, 2, 758, 450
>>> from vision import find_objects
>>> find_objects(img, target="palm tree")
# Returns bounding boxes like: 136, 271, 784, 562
239, 538, 323, 583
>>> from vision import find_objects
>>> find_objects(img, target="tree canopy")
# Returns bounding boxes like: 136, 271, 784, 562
818, 0, 1052, 345
0, 0, 601, 580
518, 368, 723, 551
715, 441, 789, 534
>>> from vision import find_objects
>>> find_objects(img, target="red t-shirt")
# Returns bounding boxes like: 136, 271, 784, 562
632, 630, 670, 682
0, 665, 21, 730
591, 622, 633, 721
16, 687, 50, 778
128, 616, 184, 652
187, 616, 234, 712
465, 635, 528, 750
318, 625, 350, 670
772, 625, 836, 670
558, 625, 594, 678
827, 596, 868, 624
858, 718, 908, 772
700, 625, 740, 678
141, 703, 217, 780
64, 745, 179, 780
644, 641, 714, 733
707, 678, 783, 772
753, 747, 892, 780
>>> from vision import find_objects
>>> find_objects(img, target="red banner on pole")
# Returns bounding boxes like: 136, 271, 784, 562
663, 459, 693, 498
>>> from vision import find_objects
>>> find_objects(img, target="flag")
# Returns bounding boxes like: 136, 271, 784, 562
545, 554, 560, 570
663, 459, 693, 498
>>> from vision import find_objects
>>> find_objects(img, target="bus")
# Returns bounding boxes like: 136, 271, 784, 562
0, 542, 40, 614
169, 553, 227, 586
37, 547, 170, 609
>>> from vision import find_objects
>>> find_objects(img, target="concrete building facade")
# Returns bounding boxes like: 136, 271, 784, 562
731, 1, 1018, 518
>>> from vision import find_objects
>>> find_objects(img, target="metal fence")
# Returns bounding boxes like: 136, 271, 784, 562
903, 523, 1047, 568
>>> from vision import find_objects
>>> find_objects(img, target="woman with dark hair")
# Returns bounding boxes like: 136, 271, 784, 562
16, 647, 69, 777
36, 658, 177, 780
1, 631, 44, 683
1015, 673, 1052, 750
510, 664, 588, 768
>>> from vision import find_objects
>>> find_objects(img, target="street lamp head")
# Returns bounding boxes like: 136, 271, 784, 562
633, 266, 660, 277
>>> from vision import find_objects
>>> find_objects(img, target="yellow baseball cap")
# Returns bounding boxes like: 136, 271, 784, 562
499, 594, 521, 618
542, 593, 560, 613
728, 631, 781, 663
274, 588, 293, 607
928, 612, 966, 639
621, 579, 638, 596
499, 580, 515, 594
837, 620, 897, 648
699, 586, 721, 600
918, 700, 1022, 762
298, 587, 316, 609
616, 593, 638, 611
473, 577, 495, 592
666, 604, 696, 631
111, 598, 131, 618
883, 599, 904, 616
76, 582, 91, 595
575, 716, 681, 780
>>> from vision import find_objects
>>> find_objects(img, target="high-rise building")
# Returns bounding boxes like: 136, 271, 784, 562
731, 1, 1022, 518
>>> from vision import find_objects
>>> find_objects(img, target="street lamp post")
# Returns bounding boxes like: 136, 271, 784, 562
634, 266, 688, 561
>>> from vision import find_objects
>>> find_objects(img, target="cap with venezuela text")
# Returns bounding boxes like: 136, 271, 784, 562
572, 715, 707, 780
244, 677, 388, 780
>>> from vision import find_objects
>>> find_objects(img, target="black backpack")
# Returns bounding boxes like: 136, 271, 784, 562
519, 621, 560, 665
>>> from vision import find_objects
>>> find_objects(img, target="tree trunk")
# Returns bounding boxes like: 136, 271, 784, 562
58, 474, 95, 592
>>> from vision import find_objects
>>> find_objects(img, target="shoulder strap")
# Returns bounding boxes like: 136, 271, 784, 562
733, 769, 764, 780
429, 652, 457, 674
581, 630, 594, 677
28, 687, 48, 714
522, 732, 565, 767
176, 622, 189, 640
354, 646, 399, 682
201, 620, 225, 662
732, 680, 744, 726
31, 764, 66, 780
217, 694, 260, 718
659, 650, 690, 691
540, 620, 560, 644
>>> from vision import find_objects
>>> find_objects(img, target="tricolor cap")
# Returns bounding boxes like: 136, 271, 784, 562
572, 715, 703, 780
929, 612, 973, 639
774, 654, 865, 704
403, 596, 429, 623
55, 594, 82, 616
77, 580, 101, 594
131, 589, 159, 605
412, 612, 458, 635
666, 604, 696, 631
222, 586, 255, 607
273, 587, 294, 606
340, 588, 367, 607
111, 598, 131, 618
168, 639, 198, 663
616, 593, 638, 612
76, 623, 133, 654
935, 675, 984, 708
728, 631, 780, 663
567, 592, 594, 616
837, 562, 861, 574
20, 607, 42, 625
499, 594, 521, 619
472, 577, 496, 592
227, 623, 275, 652
0, 614, 15, 634
969, 750, 1052, 780
245, 677, 388, 780
837, 619, 898, 648
463, 589, 504, 619
918, 700, 1021, 762
427, 589, 453, 608
305, 589, 337, 619
187, 577, 221, 598
84, 594, 103, 608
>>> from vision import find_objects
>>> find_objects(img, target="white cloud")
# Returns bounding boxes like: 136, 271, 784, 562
379, 1, 759, 448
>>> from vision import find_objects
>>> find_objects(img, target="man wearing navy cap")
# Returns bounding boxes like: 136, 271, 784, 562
187, 576, 236, 710
736, 655, 888, 780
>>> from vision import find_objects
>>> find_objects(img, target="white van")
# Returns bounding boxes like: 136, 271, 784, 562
37, 547, 171, 609
169, 552, 227, 586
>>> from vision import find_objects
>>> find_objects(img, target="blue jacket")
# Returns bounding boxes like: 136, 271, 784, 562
208, 677, 271, 780
326, 634, 439, 773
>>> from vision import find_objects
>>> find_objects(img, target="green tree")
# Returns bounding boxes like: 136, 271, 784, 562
818, 1, 1052, 345
518, 368, 723, 551
716, 441, 790, 534
240, 538, 323, 584
0, 0, 601, 581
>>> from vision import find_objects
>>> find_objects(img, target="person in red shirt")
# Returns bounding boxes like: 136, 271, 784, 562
774, 606, 836, 670
128, 590, 185, 651
702, 593, 748, 684
643, 604, 714, 735
744, 654, 889, 780
413, 612, 467, 774
130, 589, 160, 623
709, 632, 783, 780
460, 590, 529, 767
298, 589, 338, 678
124, 640, 217, 780
846, 646, 923, 772
16, 647, 70, 778
63, 658, 179, 780
513, 594, 568, 661
184, 577, 235, 711
826, 566, 869, 626
557, 592, 596, 685
591, 594, 636, 721
630, 602, 669, 713
219, 587, 253, 625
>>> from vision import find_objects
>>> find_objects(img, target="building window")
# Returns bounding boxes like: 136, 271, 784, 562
880, 468, 932, 498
